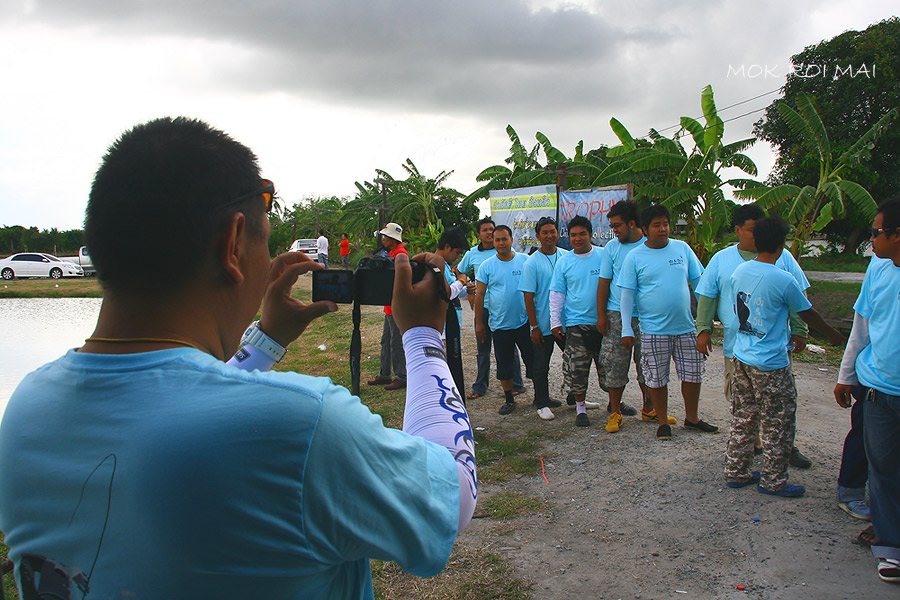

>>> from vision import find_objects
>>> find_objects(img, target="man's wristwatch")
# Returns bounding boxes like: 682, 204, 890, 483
530, 324, 540, 332
240, 321, 287, 363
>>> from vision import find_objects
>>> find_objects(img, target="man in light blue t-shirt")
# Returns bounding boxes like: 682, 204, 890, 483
550, 216, 606, 428
457, 218, 525, 400
724, 216, 842, 498
597, 200, 653, 433
618, 204, 716, 440
519, 217, 568, 420
834, 198, 900, 584
695, 203, 814, 470
475, 225, 533, 416
0, 118, 476, 600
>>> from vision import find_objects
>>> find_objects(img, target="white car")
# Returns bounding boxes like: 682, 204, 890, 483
0, 253, 85, 279
288, 239, 320, 262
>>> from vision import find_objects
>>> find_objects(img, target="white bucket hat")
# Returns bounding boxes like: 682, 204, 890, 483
377, 222, 403, 242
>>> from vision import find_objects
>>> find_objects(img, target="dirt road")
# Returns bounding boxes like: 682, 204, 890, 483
454, 304, 883, 600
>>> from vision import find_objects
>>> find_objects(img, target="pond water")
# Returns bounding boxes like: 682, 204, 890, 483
0, 298, 102, 417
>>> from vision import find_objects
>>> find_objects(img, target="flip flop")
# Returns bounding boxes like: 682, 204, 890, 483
467, 391, 484, 400
857, 525, 878, 548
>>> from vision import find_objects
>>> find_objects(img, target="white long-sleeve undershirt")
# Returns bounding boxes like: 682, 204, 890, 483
549, 291, 566, 330
620, 287, 635, 338
838, 311, 870, 386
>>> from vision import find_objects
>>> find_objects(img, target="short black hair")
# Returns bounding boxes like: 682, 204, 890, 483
342, 232, 348, 238
534, 216, 557, 235
732, 203, 765, 228
475, 217, 495, 234
493, 224, 513, 238
878, 197, 900, 230
608, 200, 640, 227
640, 204, 670, 229
438, 227, 469, 251
318, 229, 325, 236
85, 117, 264, 293
567, 215, 593, 235
752, 216, 791, 253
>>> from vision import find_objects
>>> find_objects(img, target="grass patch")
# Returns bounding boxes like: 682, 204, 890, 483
474, 428, 553, 484
799, 253, 869, 273
807, 280, 862, 295
0, 277, 102, 298
794, 336, 846, 368
2, 532, 18, 600
481, 491, 551, 520
373, 547, 531, 600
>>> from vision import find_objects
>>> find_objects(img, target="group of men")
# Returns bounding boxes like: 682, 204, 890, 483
461, 202, 723, 440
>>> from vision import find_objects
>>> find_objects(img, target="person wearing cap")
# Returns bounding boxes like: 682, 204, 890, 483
368, 222, 409, 390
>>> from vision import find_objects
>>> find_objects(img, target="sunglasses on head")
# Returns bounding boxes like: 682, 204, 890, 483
226, 179, 276, 213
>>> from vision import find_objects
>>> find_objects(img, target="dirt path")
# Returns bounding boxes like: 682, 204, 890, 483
453, 303, 883, 600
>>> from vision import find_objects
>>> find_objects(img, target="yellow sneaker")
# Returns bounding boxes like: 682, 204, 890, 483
640, 408, 676, 425
606, 412, 623, 433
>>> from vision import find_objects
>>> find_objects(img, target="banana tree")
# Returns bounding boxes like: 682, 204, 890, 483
600, 85, 760, 263
737, 93, 897, 257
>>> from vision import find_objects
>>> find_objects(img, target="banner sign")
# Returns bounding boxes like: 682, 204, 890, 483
558, 185, 631, 248
489, 184, 557, 252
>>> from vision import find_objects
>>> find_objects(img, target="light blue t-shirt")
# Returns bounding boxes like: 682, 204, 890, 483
518, 248, 569, 334
550, 247, 604, 327
854, 256, 900, 395
730, 260, 812, 371
617, 239, 704, 335
0, 348, 459, 600
457, 244, 496, 279
476, 252, 529, 331
599, 236, 645, 315
695, 244, 810, 358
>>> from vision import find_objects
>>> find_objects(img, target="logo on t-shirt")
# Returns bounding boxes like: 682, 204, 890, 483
668, 257, 685, 267
736, 292, 765, 338
590, 268, 601, 276
512, 269, 522, 277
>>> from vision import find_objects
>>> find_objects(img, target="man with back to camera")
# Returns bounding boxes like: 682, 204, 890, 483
475, 225, 534, 415
695, 203, 814, 469
367, 222, 408, 390
834, 198, 900, 584
618, 204, 717, 440
596, 200, 659, 433
518, 217, 568, 420
456, 217, 525, 400
317, 228, 329, 269
724, 216, 843, 498
0, 117, 476, 600
550, 216, 606, 428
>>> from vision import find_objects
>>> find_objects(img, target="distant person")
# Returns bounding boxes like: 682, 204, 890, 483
340, 232, 350, 269
834, 198, 900, 584
519, 217, 568, 420
475, 225, 533, 415
695, 203, 814, 469
618, 204, 715, 440
0, 117, 476, 600
550, 216, 606, 428
596, 200, 653, 432
723, 216, 843, 498
317, 229, 329, 269
456, 217, 525, 400
368, 222, 408, 390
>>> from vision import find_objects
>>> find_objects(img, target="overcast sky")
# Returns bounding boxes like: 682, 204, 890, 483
0, 0, 896, 231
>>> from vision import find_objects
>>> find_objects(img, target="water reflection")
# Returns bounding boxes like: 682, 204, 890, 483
0, 298, 101, 416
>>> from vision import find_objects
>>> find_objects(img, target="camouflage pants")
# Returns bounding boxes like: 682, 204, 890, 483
600, 311, 645, 388
724, 359, 797, 491
563, 325, 606, 396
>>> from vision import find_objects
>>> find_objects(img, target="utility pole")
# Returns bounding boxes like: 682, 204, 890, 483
544, 164, 583, 223
372, 178, 396, 231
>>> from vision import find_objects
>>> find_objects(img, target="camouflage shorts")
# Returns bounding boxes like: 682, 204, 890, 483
724, 359, 797, 491
600, 311, 644, 388
563, 324, 606, 395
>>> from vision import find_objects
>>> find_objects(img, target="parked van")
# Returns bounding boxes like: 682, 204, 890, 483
60, 246, 95, 275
